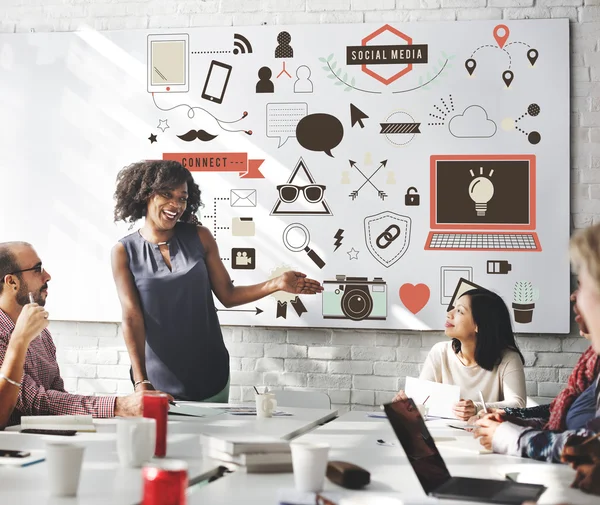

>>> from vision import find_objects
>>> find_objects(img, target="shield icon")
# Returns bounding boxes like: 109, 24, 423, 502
364, 211, 412, 268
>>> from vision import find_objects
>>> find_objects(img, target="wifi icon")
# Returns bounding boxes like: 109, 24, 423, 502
233, 33, 253, 55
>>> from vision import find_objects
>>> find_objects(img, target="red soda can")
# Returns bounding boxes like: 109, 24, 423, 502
141, 460, 188, 505
143, 392, 168, 457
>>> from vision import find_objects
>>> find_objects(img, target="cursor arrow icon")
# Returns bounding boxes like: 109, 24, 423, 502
350, 103, 369, 128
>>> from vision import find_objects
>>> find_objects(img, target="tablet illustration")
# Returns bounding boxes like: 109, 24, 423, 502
147, 34, 189, 93
201, 60, 232, 104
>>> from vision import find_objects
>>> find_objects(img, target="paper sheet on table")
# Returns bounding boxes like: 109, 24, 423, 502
405, 377, 460, 419
168, 404, 225, 418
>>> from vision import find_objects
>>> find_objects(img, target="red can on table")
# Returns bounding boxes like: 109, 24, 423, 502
142, 460, 188, 505
143, 392, 169, 457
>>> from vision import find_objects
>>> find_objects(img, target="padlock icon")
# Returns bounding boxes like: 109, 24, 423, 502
405, 187, 420, 206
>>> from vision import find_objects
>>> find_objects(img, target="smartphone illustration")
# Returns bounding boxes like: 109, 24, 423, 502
0, 449, 31, 458
147, 33, 189, 93
201, 60, 232, 104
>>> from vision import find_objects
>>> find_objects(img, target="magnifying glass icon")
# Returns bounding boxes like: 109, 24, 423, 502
282, 223, 326, 269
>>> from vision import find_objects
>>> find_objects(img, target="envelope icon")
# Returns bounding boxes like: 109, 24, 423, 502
230, 189, 257, 207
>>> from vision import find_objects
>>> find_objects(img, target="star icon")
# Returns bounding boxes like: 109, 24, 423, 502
157, 119, 169, 132
347, 248, 359, 260
148, 133, 157, 144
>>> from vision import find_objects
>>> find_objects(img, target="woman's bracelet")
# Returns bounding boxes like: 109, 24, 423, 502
134, 379, 152, 389
0, 372, 22, 388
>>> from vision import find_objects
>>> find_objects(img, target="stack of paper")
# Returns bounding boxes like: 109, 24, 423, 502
405, 377, 460, 419
20, 415, 96, 432
200, 434, 292, 473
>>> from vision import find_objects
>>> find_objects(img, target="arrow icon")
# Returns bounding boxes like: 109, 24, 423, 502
350, 103, 369, 128
349, 160, 388, 201
216, 307, 263, 315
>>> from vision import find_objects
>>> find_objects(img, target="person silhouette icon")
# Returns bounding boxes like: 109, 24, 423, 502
275, 31, 293, 59
294, 65, 313, 93
256, 66, 274, 93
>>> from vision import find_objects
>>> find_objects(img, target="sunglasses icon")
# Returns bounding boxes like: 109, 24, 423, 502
277, 184, 326, 204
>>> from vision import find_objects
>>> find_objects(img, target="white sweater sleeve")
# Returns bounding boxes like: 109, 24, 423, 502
485, 351, 527, 409
419, 343, 443, 383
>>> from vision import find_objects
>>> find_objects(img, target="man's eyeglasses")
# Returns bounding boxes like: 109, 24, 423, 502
277, 184, 326, 204
0, 263, 44, 282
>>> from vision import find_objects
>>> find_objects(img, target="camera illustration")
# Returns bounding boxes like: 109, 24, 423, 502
231, 248, 255, 270
322, 275, 387, 321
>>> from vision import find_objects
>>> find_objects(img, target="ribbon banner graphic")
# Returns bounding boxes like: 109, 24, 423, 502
163, 152, 265, 179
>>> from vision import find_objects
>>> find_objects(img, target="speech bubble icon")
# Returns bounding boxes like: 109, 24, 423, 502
296, 113, 344, 157
266, 102, 308, 148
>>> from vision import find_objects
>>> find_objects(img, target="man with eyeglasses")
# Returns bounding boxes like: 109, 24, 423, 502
0, 242, 167, 426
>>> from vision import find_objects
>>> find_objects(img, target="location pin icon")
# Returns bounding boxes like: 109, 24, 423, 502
527, 48, 539, 66
465, 59, 477, 76
502, 70, 514, 88
493, 24, 510, 49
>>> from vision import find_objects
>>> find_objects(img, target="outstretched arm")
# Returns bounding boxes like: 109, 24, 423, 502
199, 226, 322, 308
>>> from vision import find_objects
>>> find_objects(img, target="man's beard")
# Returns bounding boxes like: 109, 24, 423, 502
16, 284, 46, 307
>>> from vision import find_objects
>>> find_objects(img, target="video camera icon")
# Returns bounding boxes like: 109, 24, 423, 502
232, 248, 255, 270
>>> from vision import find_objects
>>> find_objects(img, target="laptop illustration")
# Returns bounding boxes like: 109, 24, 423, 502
383, 400, 546, 504
425, 155, 541, 251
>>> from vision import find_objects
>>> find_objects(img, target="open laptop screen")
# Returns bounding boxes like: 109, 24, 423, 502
384, 400, 451, 494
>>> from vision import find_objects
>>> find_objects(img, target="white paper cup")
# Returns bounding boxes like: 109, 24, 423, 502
255, 393, 277, 418
290, 441, 330, 492
45, 442, 85, 497
117, 417, 156, 468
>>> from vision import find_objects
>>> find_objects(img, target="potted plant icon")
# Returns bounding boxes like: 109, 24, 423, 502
512, 281, 539, 324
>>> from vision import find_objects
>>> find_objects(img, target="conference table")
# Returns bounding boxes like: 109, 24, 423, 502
0, 406, 597, 505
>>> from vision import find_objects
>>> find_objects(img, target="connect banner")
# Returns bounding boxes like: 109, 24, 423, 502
163, 152, 265, 179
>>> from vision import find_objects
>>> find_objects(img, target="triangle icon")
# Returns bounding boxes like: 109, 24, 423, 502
271, 157, 333, 216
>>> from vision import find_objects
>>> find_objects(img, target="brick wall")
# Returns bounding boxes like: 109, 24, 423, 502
3, 0, 595, 412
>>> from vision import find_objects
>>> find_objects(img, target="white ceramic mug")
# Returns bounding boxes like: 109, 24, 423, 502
117, 417, 156, 468
45, 442, 85, 497
255, 393, 277, 418
290, 441, 330, 493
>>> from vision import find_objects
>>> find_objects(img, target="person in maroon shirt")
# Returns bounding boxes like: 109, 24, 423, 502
0, 241, 165, 426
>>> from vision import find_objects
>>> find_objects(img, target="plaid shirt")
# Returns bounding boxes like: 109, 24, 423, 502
0, 309, 115, 426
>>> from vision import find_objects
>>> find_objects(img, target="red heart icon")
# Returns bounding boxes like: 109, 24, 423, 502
399, 283, 430, 314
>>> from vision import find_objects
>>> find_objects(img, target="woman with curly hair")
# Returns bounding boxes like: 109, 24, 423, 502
111, 160, 323, 402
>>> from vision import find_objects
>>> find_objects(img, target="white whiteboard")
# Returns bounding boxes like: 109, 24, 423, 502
0, 20, 570, 332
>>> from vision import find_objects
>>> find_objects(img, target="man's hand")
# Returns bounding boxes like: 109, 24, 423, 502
571, 463, 600, 496
453, 399, 476, 420
114, 391, 174, 417
12, 302, 49, 346
473, 413, 504, 450
392, 390, 408, 402
562, 435, 600, 468
277, 271, 323, 295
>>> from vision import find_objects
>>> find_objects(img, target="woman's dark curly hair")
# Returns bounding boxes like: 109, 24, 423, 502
113, 160, 202, 225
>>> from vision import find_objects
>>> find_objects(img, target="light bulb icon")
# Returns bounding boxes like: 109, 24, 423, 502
468, 167, 495, 216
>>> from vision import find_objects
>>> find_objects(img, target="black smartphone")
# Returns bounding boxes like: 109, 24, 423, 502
21, 429, 77, 436
0, 449, 30, 458
201, 60, 232, 104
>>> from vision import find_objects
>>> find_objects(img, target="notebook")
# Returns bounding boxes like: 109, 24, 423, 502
20, 415, 96, 432
200, 433, 290, 456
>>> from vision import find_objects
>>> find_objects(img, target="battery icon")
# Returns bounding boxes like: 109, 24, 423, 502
487, 260, 512, 274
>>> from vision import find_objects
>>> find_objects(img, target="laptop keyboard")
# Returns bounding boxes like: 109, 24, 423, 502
439, 477, 508, 497
426, 233, 539, 250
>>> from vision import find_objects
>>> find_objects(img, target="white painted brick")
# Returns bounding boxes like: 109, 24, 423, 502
409, 9, 456, 20
78, 378, 117, 394
230, 358, 242, 371
376, 333, 400, 347
276, 12, 321, 23
538, 382, 565, 397
221, 327, 243, 344
351, 0, 396, 9
558, 369, 574, 382
581, 168, 600, 183
516, 336, 562, 352
328, 389, 351, 404
308, 347, 350, 360
177, 1, 219, 14
536, 353, 582, 367
396, 349, 425, 363
581, 112, 600, 126
285, 359, 328, 373
62, 364, 96, 379
574, 214, 594, 228
354, 375, 397, 391
400, 335, 422, 347
307, 0, 351, 11
48, 321, 78, 336
364, 11, 410, 22
528, 397, 554, 406
58, 350, 79, 365
421, 334, 447, 348
522, 352, 538, 367
573, 66, 591, 82
375, 391, 397, 405
149, 15, 192, 28
62, 378, 78, 393
264, 344, 307, 358
351, 390, 375, 405
243, 329, 286, 343
59, 336, 99, 350
232, 13, 278, 25
456, 8, 503, 20
97, 365, 131, 379
334, 404, 351, 414
442, 0, 485, 6
591, 184, 600, 199
373, 362, 420, 377
240, 358, 258, 371
503, 7, 551, 18
331, 332, 376, 346
228, 386, 242, 402
117, 380, 134, 394
562, 337, 591, 352
0, 22, 16, 33
221, 0, 262, 11
526, 381, 537, 396
351, 346, 396, 361
352, 404, 374, 412
226, 343, 264, 358
580, 6, 600, 21
263, 372, 307, 387
592, 130, 600, 143
550, 7, 578, 21
320, 11, 365, 23
328, 361, 372, 375
524, 368, 558, 382
231, 371, 264, 386
79, 350, 119, 365
539, 0, 581, 5
263, 0, 307, 11
118, 351, 131, 365
419, 0, 441, 7
308, 374, 352, 389
255, 358, 285, 372
78, 322, 117, 338
288, 329, 331, 345
489, 0, 533, 4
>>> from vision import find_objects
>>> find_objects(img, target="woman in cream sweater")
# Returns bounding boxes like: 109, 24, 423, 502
394, 288, 526, 420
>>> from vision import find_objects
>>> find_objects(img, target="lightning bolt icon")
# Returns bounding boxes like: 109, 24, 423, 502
334, 229, 345, 252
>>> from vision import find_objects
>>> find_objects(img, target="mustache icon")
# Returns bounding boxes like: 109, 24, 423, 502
177, 130, 218, 142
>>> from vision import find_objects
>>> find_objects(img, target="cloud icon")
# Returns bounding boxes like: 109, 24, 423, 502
448, 105, 497, 138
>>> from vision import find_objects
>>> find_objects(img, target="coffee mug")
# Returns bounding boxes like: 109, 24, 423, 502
255, 393, 277, 418
117, 417, 156, 468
